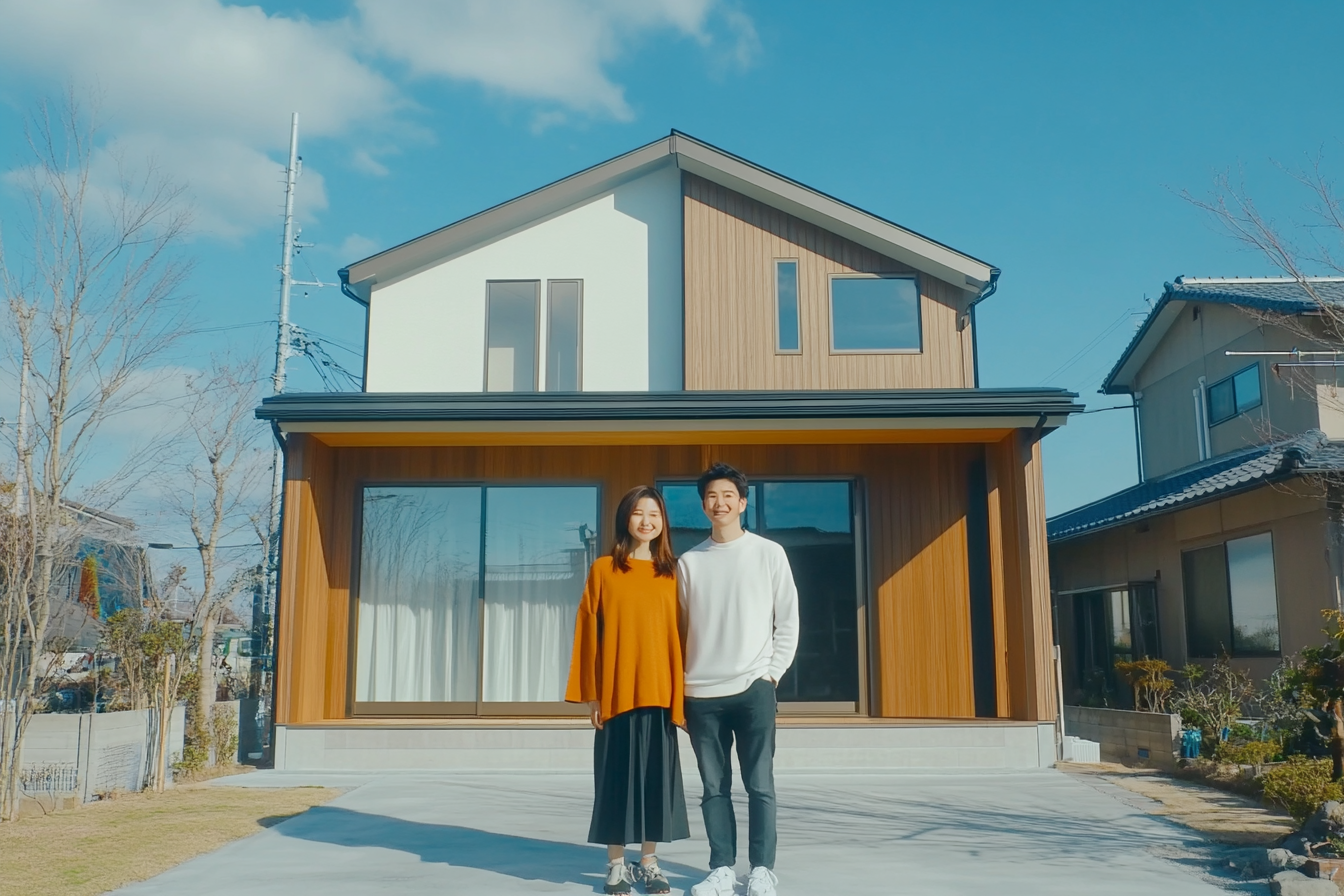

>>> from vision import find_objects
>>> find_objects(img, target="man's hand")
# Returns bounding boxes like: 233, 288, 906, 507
588, 701, 603, 730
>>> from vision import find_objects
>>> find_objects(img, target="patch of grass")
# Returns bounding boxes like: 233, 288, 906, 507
0, 783, 339, 896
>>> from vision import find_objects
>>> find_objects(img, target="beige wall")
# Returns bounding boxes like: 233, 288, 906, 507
681, 172, 975, 390
1135, 304, 1332, 478
1050, 483, 1335, 698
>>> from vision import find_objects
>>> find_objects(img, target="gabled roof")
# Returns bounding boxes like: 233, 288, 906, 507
1103, 276, 1344, 393
339, 130, 997, 302
1046, 429, 1344, 542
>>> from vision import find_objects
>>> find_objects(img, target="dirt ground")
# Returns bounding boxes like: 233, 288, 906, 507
1060, 761, 1296, 846
0, 781, 339, 896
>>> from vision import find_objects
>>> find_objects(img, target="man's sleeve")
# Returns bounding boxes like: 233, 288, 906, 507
766, 546, 800, 682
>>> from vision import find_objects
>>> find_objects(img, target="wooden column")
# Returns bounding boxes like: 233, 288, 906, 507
274, 433, 337, 725
986, 430, 1057, 722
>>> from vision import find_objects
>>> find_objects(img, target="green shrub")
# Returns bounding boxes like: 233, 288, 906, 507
1215, 739, 1279, 767
1261, 757, 1344, 823
172, 743, 209, 776
211, 704, 239, 765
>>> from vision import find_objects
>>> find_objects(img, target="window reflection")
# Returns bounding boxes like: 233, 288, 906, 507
355, 487, 482, 703
482, 486, 599, 702
1227, 532, 1279, 654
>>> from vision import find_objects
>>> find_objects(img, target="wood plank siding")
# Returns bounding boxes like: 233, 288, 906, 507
274, 436, 1057, 725
681, 172, 976, 390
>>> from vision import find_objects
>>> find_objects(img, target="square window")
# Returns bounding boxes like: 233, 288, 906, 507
829, 275, 921, 352
1182, 532, 1280, 658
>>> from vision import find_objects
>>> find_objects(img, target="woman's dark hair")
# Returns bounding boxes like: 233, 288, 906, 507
696, 461, 748, 500
611, 485, 676, 578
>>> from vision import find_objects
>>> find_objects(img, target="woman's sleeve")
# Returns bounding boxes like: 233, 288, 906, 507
668, 582, 685, 727
564, 562, 601, 704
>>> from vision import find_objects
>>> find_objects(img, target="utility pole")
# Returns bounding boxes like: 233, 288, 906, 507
261, 113, 300, 757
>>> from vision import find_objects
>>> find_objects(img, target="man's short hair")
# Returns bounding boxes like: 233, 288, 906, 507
697, 461, 748, 500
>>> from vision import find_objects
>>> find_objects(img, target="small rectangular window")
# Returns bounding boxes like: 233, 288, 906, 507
1233, 364, 1262, 414
775, 260, 800, 353
830, 275, 921, 352
485, 281, 539, 393
1207, 363, 1262, 425
1182, 532, 1280, 657
546, 280, 582, 392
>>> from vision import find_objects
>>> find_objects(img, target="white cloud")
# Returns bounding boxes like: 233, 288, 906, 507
355, 0, 757, 121
0, 0, 757, 239
339, 233, 381, 262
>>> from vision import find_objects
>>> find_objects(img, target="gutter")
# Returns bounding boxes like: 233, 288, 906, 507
966, 267, 1001, 388
337, 267, 368, 307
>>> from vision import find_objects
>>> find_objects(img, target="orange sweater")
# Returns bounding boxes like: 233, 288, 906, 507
565, 556, 684, 727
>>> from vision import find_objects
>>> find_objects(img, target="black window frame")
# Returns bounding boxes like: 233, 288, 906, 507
1206, 362, 1262, 426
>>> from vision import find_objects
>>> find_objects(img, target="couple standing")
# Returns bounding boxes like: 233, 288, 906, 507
565, 462, 800, 896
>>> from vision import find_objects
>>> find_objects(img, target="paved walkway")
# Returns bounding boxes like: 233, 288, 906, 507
109, 769, 1261, 895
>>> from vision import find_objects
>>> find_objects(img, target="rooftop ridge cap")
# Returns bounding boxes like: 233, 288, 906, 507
1176, 276, 1344, 284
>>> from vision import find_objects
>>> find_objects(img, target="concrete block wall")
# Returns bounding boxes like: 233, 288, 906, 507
1063, 706, 1180, 768
19, 705, 186, 802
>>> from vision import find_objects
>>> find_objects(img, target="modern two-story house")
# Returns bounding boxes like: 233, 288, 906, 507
1049, 277, 1344, 707
256, 131, 1081, 770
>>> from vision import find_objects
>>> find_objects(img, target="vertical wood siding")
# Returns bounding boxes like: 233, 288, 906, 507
274, 438, 1060, 724
682, 172, 974, 390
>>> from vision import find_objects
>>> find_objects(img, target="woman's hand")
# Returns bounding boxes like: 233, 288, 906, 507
588, 701, 603, 730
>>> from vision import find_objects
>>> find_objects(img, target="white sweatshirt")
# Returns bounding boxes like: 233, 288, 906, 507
676, 531, 800, 698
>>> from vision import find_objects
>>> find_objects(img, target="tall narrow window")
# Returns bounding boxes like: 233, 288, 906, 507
485, 281, 539, 392
829, 275, 921, 352
775, 260, 800, 353
546, 280, 582, 391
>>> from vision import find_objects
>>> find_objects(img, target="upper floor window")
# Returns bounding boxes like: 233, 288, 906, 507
829, 274, 921, 353
775, 260, 800, 353
485, 281, 539, 393
1207, 363, 1261, 425
1182, 531, 1280, 657
486, 279, 584, 392
546, 280, 582, 391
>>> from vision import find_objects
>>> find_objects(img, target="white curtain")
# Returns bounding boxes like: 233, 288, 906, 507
481, 572, 579, 702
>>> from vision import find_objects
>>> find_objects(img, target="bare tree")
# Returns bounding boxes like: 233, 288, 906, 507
0, 92, 191, 820
164, 356, 267, 760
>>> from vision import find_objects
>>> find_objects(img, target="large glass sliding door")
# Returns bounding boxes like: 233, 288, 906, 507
354, 484, 598, 715
661, 479, 862, 710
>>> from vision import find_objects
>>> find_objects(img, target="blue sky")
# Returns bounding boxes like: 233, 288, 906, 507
1, 0, 1341, 518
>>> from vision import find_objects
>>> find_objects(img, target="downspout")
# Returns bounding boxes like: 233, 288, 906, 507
1132, 391, 1145, 482
338, 267, 371, 391
966, 267, 1001, 389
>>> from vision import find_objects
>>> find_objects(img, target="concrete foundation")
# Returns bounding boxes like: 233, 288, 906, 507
274, 720, 1058, 771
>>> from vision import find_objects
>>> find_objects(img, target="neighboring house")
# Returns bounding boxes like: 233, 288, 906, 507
1048, 277, 1344, 707
48, 502, 151, 649
257, 131, 1082, 771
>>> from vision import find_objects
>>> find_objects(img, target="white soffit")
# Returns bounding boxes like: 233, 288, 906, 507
344, 132, 995, 295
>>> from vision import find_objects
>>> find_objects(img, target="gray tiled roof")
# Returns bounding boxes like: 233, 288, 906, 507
1047, 429, 1344, 542
1101, 276, 1344, 393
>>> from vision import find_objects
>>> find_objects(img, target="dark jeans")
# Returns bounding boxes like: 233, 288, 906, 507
684, 677, 777, 869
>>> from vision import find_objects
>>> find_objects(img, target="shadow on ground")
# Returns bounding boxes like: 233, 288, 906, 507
271, 805, 704, 892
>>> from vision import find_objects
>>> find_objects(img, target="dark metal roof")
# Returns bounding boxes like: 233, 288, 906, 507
257, 388, 1083, 425
1047, 429, 1344, 542
1103, 276, 1344, 394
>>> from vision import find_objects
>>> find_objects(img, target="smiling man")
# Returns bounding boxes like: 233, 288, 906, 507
678, 462, 799, 896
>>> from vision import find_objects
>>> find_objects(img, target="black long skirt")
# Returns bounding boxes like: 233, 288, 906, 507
588, 706, 690, 845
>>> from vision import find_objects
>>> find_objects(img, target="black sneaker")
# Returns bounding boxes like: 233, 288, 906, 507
635, 857, 671, 894
604, 860, 634, 895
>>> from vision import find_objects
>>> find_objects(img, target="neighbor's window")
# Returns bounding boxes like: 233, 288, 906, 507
546, 280, 582, 392
775, 260, 800, 353
485, 281, 539, 392
1182, 531, 1280, 657
829, 275, 921, 352
1206, 363, 1262, 425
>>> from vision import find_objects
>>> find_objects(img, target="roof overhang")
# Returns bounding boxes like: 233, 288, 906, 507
1102, 295, 1186, 394
258, 389, 1081, 447
340, 131, 996, 300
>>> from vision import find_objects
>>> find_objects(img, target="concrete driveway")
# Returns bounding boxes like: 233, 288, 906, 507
108, 769, 1259, 895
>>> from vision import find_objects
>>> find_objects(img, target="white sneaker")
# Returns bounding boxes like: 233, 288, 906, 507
604, 859, 634, 894
746, 866, 778, 896
690, 866, 738, 896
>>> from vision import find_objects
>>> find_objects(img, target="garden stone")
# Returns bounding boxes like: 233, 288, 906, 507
1301, 801, 1344, 842
1269, 869, 1339, 896
1268, 848, 1310, 870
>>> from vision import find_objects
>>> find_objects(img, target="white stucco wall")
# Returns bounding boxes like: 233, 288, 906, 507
365, 163, 684, 392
